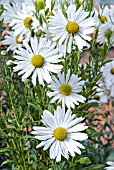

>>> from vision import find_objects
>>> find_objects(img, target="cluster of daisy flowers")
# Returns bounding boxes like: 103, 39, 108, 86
1, 0, 114, 163
94, 5, 114, 46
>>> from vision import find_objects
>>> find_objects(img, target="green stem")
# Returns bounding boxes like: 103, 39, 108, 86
20, 140, 26, 170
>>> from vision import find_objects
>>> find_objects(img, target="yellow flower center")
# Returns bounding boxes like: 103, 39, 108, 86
94, 94, 100, 100
79, 0, 83, 5
66, 21, 79, 34
36, 0, 45, 10
105, 29, 112, 38
60, 84, 72, 96
100, 15, 108, 23
54, 127, 67, 141
111, 68, 114, 74
15, 35, 23, 44
82, 73, 87, 80
104, 30, 110, 38
24, 17, 33, 28
31, 54, 44, 68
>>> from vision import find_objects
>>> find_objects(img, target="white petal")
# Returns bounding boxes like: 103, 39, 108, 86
43, 137, 55, 150
67, 123, 88, 133
69, 133, 88, 141
35, 134, 53, 140
50, 141, 57, 159
66, 117, 84, 129
32, 69, 37, 86
41, 110, 57, 129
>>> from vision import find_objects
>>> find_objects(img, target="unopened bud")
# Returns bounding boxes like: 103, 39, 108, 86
36, 0, 45, 10
79, 0, 83, 5
35, 29, 42, 36
6, 60, 13, 66
1, 50, 7, 56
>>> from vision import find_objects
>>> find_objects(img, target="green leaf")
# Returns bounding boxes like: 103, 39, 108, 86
84, 112, 93, 119
28, 103, 42, 112
45, 8, 49, 15
78, 157, 91, 165
1, 160, 16, 166
39, 14, 43, 25
87, 164, 104, 170
0, 147, 16, 153
22, 135, 34, 139
57, 161, 66, 170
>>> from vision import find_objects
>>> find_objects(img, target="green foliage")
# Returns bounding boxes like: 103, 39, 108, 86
77, 157, 91, 165
0, 0, 114, 169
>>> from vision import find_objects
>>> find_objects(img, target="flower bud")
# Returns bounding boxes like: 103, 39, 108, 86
34, 29, 42, 36
36, 0, 45, 10
6, 60, 13, 66
1, 50, 7, 56
79, 0, 83, 5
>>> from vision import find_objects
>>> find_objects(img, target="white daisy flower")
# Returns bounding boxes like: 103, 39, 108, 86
2, 31, 24, 52
93, 5, 111, 27
47, 69, 86, 109
89, 85, 108, 103
9, 8, 34, 40
101, 60, 114, 87
13, 36, 63, 86
48, 4, 95, 53
105, 161, 114, 170
1, 1, 22, 24
31, 106, 88, 162
97, 21, 114, 46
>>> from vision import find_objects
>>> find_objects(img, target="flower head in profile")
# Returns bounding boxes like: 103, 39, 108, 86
89, 84, 107, 103
101, 60, 114, 87
47, 69, 86, 109
105, 161, 114, 170
13, 37, 63, 86
31, 106, 88, 162
48, 4, 95, 53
